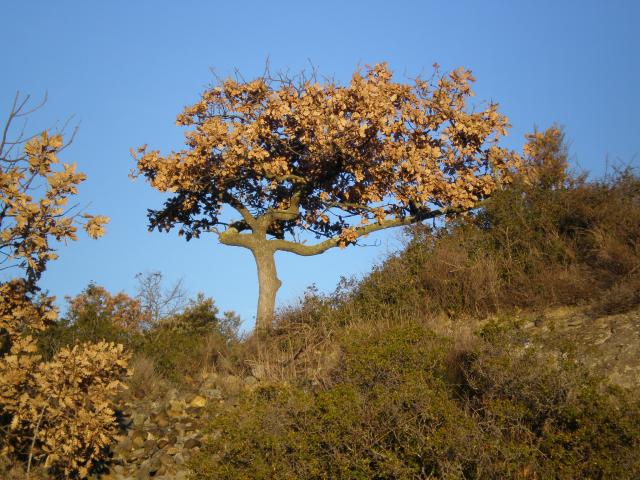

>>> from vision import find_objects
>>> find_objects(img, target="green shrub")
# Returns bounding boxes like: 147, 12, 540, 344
37, 283, 142, 360
190, 320, 640, 479
136, 293, 241, 383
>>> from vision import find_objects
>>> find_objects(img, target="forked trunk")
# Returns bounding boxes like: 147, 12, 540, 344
252, 247, 281, 336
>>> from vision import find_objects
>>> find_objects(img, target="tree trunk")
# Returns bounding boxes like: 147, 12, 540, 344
252, 247, 281, 336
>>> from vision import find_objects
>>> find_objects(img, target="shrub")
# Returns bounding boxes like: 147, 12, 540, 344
136, 294, 241, 383
0, 282, 130, 478
1, 342, 130, 478
340, 130, 640, 319
190, 320, 640, 479
38, 284, 143, 361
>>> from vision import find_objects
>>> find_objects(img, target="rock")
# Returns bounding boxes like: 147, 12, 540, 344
189, 395, 207, 408
136, 456, 161, 479
159, 453, 174, 467
166, 432, 178, 446
132, 412, 147, 426
130, 448, 146, 461
131, 431, 146, 449
202, 429, 221, 443
143, 439, 158, 453
174, 423, 186, 436
166, 388, 178, 400
155, 413, 170, 428
165, 445, 179, 456
115, 436, 132, 453
202, 388, 222, 399
184, 437, 202, 449
157, 437, 169, 449
527, 307, 640, 391
166, 406, 183, 419
244, 375, 258, 386
251, 364, 266, 379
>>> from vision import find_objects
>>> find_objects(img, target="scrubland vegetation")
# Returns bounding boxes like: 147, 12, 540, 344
2, 82, 640, 478
187, 133, 640, 479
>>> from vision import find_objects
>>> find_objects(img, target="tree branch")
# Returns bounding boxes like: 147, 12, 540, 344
218, 227, 257, 249
268, 206, 460, 256
225, 196, 257, 228
265, 190, 303, 222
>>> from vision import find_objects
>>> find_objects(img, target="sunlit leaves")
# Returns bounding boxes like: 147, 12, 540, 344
135, 63, 520, 246
1, 127, 109, 285
0, 96, 125, 478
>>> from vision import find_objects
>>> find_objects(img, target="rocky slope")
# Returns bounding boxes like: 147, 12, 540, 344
102, 373, 260, 480
525, 306, 640, 391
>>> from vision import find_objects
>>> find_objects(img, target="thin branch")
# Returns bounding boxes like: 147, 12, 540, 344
26, 394, 51, 479
225, 196, 257, 227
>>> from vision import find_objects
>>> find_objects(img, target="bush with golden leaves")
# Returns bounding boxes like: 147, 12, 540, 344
0, 278, 129, 480
1, 339, 130, 478
0, 94, 128, 478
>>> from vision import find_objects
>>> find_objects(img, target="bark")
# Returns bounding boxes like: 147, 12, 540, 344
252, 246, 281, 335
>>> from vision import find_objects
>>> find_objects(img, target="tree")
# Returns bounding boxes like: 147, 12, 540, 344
134, 270, 188, 327
134, 64, 520, 334
0, 93, 126, 477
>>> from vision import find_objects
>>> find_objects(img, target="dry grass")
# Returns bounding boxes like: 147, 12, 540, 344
125, 355, 167, 400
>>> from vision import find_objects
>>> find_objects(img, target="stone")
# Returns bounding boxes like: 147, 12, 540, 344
184, 437, 202, 449
157, 437, 169, 449
132, 412, 147, 426
130, 448, 146, 461
251, 364, 266, 379
116, 436, 132, 453
189, 395, 207, 408
159, 453, 174, 466
202, 388, 222, 399
155, 413, 170, 428
143, 439, 158, 453
165, 445, 179, 455
136, 456, 161, 479
131, 431, 146, 449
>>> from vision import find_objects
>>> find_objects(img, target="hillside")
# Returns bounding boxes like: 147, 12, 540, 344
108, 164, 640, 479
4, 151, 640, 479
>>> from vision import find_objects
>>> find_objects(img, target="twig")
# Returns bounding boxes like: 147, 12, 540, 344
26, 394, 50, 479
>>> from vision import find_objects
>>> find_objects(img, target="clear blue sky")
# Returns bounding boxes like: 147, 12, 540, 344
2, 0, 638, 327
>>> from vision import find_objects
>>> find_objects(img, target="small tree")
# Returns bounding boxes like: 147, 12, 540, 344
134, 270, 188, 327
134, 64, 520, 333
0, 93, 125, 478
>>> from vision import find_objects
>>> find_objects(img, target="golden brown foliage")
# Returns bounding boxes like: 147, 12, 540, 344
1, 97, 108, 286
66, 284, 149, 332
522, 125, 568, 188
134, 63, 519, 247
0, 340, 130, 478
0, 94, 127, 478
